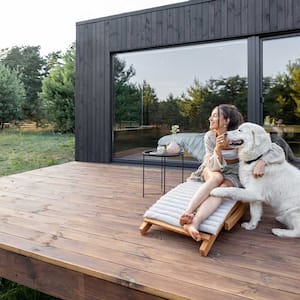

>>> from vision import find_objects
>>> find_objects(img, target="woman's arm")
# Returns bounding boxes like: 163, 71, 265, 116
253, 143, 285, 177
262, 143, 286, 164
203, 131, 227, 172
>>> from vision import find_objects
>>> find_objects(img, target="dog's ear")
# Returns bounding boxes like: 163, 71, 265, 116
252, 130, 264, 147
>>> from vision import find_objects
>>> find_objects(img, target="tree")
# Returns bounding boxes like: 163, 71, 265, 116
39, 45, 75, 132
43, 51, 63, 77
113, 56, 141, 127
199, 76, 247, 126
290, 60, 300, 118
1, 46, 45, 122
156, 94, 183, 126
178, 79, 209, 131
0, 63, 25, 128
141, 80, 159, 125
263, 76, 281, 118
263, 60, 300, 124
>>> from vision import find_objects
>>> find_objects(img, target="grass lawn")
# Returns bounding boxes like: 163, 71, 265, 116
0, 129, 74, 299
0, 130, 75, 176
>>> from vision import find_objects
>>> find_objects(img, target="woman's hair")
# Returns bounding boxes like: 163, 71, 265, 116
217, 104, 244, 131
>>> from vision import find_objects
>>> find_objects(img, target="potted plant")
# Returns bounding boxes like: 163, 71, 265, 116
166, 125, 181, 154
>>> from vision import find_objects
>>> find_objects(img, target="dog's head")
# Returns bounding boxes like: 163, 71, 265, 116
225, 122, 272, 162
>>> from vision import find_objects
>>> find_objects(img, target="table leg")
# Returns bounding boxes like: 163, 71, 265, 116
163, 156, 166, 194
142, 154, 145, 197
181, 154, 184, 182
160, 156, 163, 192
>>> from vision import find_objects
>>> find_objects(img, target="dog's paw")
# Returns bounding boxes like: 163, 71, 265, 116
241, 222, 257, 230
272, 228, 285, 237
210, 187, 228, 197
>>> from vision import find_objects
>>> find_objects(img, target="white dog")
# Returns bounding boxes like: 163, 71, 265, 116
211, 122, 300, 238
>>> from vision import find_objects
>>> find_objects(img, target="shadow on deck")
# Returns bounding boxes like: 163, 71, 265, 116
0, 162, 299, 299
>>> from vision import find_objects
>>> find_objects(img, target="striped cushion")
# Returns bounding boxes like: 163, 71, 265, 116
143, 181, 236, 235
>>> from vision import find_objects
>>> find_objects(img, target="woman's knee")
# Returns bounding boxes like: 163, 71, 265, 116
220, 179, 234, 187
209, 172, 224, 185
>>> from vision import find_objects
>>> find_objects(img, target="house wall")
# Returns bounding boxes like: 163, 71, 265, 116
75, 0, 300, 163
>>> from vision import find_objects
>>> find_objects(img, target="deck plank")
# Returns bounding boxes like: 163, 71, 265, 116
0, 161, 299, 299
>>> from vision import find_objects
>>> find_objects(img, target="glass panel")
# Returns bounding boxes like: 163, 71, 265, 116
263, 36, 300, 165
113, 39, 247, 164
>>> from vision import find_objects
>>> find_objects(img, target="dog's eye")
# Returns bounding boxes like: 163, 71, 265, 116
238, 129, 242, 132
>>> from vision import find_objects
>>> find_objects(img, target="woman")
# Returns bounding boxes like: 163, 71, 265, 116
179, 104, 285, 241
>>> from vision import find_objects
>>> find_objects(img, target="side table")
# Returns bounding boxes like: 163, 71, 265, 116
142, 150, 184, 197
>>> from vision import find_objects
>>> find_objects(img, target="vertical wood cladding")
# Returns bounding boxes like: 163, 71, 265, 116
76, 0, 300, 163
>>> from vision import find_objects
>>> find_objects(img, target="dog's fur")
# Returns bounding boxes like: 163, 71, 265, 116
211, 122, 300, 238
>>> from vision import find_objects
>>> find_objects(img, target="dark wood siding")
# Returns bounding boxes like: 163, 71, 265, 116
75, 23, 88, 162
76, 0, 300, 163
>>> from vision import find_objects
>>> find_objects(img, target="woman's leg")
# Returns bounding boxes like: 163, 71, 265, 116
179, 169, 224, 226
184, 180, 233, 241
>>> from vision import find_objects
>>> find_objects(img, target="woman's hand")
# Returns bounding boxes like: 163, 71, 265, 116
253, 159, 266, 178
215, 134, 228, 150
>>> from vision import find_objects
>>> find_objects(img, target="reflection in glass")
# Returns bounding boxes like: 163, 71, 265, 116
113, 39, 247, 163
263, 35, 300, 164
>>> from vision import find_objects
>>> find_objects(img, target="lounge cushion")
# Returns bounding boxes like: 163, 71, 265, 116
143, 181, 237, 235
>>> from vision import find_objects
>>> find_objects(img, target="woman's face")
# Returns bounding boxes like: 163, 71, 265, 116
208, 107, 228, 131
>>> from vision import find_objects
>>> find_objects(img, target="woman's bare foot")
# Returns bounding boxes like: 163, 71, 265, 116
183, 224, 201, 241
179, 213, 194, 226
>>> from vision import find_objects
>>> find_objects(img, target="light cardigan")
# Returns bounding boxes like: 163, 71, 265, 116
199, 130, 285, 173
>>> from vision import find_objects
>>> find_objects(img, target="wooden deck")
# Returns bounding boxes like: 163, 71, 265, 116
0, 162, 299, 299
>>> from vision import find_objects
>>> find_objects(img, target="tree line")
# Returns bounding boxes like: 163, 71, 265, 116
1, 45, 299, 134
0, 44, 75, 132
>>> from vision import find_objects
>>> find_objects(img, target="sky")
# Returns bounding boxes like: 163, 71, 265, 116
0, 0, 186, 56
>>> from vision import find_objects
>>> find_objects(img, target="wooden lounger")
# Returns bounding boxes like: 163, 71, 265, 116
140, 181, 247, 256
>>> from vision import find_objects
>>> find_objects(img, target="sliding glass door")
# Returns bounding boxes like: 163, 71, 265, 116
262, 35, 300, 164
